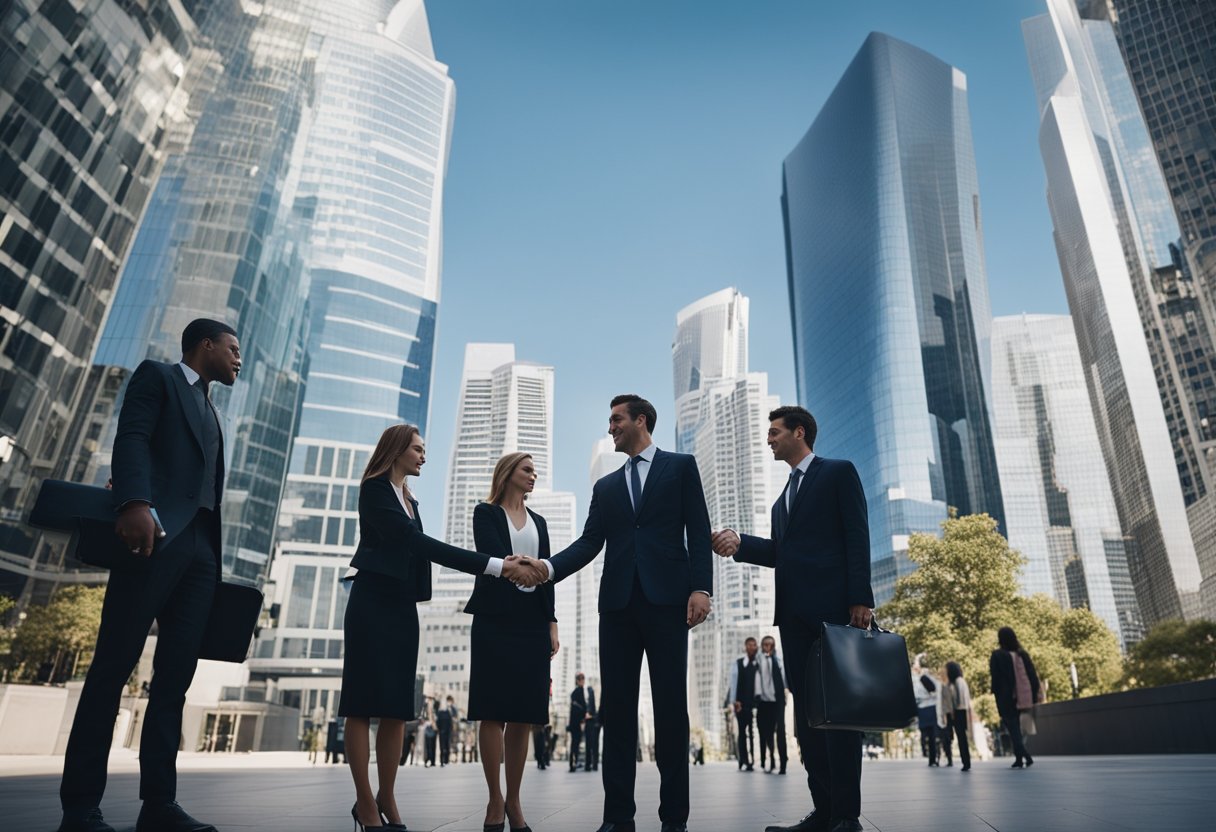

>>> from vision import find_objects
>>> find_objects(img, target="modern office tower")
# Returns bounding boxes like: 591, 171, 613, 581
0, 0, 202, 601
439, 344, 555, 596
673, 288, 783, 755
782, 33, 1006, 605
1024, 0, 1208, 622
82, 0, 315, 585
247, 0, 456, 724
1110, 0, 1216, 614
991, 314, 1144, 647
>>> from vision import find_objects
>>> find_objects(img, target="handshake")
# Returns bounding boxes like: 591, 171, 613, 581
501, 554, 550, 588
710, 529, 740, 557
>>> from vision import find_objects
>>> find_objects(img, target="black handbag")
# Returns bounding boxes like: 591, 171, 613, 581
26, 479, 263, 663
805, 619, 918, 731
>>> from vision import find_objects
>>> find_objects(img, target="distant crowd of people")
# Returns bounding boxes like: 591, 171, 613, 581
725, 636, 789, 774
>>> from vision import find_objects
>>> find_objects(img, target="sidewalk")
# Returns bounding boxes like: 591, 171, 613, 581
1, 754, 1212, 831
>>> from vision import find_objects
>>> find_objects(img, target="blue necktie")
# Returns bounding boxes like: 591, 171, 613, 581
787, 467, 804, 512
630, 455, 645, 513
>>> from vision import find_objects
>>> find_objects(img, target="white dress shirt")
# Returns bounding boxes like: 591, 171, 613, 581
757, 653, 777, 702
504, 505, 539, 592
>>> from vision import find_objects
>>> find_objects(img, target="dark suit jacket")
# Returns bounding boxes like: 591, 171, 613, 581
761, 652, 788, 705
348, 475, 489, 599
110, 360, 225, 576
464, 502, 556, 622
548, 449, 712, 611
990, 648, 1041, 713
586, 686, 598, 723
735, 455, 873, 626
570, 686, 587, 726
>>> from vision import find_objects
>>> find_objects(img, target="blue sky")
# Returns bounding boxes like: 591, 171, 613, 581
415, 0, 1064, 529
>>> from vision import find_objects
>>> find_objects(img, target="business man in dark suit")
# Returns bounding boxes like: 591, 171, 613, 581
569, 674, 588, 771
712, 406, 873, 832
524, 394, 712, 832
58, 319, 242, 832
726, 638, 759, 771
584, 681, 600, 771
757, 635, 788, 774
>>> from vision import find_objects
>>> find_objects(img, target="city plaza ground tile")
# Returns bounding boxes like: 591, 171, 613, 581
0, 753, 1212, 831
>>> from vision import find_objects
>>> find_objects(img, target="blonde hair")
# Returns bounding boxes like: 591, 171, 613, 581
487, 452, 532, 505
361, 424, 422, 483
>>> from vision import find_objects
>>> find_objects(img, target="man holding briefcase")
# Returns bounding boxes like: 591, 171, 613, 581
58, 319, 241, 832
712, 406, 873, 832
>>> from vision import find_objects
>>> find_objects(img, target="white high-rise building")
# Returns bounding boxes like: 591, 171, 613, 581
421, 342, 574, 707
673, 288, 784, 757
991, 314, 1144, 648
1024, 0, 1208, 622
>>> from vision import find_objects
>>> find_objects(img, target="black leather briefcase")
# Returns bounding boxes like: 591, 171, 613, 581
805, 620, 918, 731
27, 479, 263, 663
27, 479, 145, 570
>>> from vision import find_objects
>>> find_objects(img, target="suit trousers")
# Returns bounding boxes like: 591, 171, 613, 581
779, 616, 862, 820
598, 581, 689, 824
757, 700, 786, 769
735, 705, 755, 768
60, 510, 218, 809
585, 721, 600, 770
569, 723, 584, 769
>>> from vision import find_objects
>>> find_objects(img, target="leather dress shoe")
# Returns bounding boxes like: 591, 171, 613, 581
765, 812, 832, 832
135, 801, 217, 832
594, 824, 636, 832
828, 819, 863, 832
57, 808, 116, 832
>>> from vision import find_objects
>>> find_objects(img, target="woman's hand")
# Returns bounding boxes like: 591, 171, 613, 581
549, 623, 560, 659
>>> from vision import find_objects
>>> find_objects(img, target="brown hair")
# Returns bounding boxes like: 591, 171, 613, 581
361, 424, 422, 483
487, 452, 532, 505
769, 405, 817, 449
611, 393, 657, 433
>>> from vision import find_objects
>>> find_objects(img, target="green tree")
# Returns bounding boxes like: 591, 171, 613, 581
1121, 619, 1216, 689
8, 586, 106, 683
0, 594, 15, 680
880, 513, 1123, 721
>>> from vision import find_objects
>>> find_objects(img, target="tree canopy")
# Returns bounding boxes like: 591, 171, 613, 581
880, 513, 1123, 721
1122, 619, 1216, 689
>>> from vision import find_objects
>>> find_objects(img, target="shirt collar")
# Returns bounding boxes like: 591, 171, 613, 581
792, 451, 815, 476
178, 361, 201, 386
631, 443, 658, 464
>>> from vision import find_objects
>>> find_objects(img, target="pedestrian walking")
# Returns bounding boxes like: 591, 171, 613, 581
989, 627, 1042, 769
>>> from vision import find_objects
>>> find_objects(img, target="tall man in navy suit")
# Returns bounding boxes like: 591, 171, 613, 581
58, 320, 241, 832
530, 394, 712, 832
712, 406, 873, 832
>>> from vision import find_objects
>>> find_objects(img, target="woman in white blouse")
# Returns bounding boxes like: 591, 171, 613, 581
464, 453, 559, 832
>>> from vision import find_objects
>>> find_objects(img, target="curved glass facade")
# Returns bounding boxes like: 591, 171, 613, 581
782, 33, 1005, 603
253, 0, 455, 724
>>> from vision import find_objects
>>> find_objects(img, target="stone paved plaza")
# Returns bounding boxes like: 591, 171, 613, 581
0, 752, 1211, 831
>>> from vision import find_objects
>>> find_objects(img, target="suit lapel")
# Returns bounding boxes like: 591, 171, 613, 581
614, 465, 632, 516
171, 365, 206, 452
636, 450, 668, 518
494, 504, 513, 552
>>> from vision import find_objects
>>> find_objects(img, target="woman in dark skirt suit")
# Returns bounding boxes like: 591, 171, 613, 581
466, 452, 559, 832
341, 425, 540, 830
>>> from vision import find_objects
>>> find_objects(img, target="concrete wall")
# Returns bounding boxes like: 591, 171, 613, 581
1032, 678, 1216, 754
0, 684, 68, 754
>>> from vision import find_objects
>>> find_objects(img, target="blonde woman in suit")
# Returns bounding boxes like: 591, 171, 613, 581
341, 426, 539, 830
465, 453, 559, 832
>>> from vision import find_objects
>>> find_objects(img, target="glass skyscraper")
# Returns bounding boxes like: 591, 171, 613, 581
673, 288, 783, 755
0, 0, 202, 602
1110, 0, 1216, 614
1024, 0, 1208, 623
82, 0, 315, 585
247, 0, 455, 725
782, 33, 1005, 604
991, 314, 1143, 647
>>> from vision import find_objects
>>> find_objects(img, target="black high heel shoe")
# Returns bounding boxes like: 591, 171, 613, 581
377, 806, 407, 830
352, 803, 385, 830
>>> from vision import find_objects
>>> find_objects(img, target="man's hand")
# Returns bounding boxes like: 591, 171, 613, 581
549, 622, 560, 659
686, 592, 711, 628
733, 700, 742, 714
849, 605, 873, 629
711, 529, 740, 557
503, 555, 548, 587
116, 502, 156, 557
